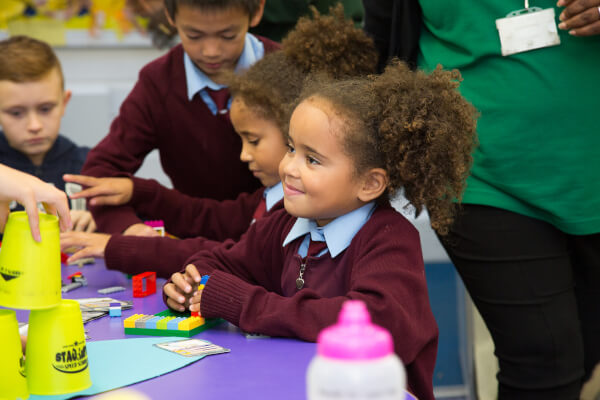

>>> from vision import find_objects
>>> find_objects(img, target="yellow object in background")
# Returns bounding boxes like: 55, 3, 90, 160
0, 211, 62, 309
7, 16, 67, 45
0, 0, 26, 28
0, 309, 29, 400
26, 299, 92, 395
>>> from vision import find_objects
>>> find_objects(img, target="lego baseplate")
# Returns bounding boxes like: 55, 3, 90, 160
124, 309, 222, 337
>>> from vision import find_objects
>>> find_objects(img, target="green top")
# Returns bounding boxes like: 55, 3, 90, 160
418, 0, 600, 235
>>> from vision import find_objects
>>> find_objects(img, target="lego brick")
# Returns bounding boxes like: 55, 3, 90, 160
109, 307, 122, 317
132, 271, 157, 298
124, 309, 222, 337
98, 286, 127, 294
123, 314, 144, 328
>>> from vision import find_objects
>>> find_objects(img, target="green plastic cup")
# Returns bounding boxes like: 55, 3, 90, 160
0, 309, 28, 400
0, 211, 61, 309
26, 300, 91, 395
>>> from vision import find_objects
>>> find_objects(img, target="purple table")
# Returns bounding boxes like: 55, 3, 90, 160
13, 260, 316, 399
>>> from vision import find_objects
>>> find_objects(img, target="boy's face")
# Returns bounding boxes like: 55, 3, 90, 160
168, 4, 263, 82
0, 68, 70, 166
279, 99, 367, 226
230, 97, 286, 187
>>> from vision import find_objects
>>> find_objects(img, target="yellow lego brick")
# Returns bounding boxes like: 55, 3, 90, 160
123, 314, 146, 328
156, 316, 175, 329
198, 284, 205, 291
178, 316, 205, 330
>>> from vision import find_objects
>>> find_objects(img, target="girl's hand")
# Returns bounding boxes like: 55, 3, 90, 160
63, 174, 134, 206
123, 223, 160, 237
189, 290, 203, 313
557, 0, 600, 36
60, 231, 110, 262
70, 210, 97, 232
163, 264, 202, 312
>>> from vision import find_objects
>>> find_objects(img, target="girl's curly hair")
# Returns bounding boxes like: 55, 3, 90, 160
226, 4, 377, 135
282, 3, 378, 78
296, 60, 479, 235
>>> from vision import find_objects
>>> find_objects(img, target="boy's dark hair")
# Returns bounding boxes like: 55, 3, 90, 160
164, 0, 262, 20
297, 61, 479, 235
0, 35, 64, 88
226, 4, 377, 137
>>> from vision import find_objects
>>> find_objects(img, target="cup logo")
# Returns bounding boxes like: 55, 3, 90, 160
19, 355, 26, 377
0, 264, 23, 282
53, 341, 88, 373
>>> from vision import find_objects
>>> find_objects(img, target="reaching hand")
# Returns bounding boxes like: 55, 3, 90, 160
70, 210, 97, 232
60, 231, 111, 262
63, 174, 134, 206
163, 264, 202, 312
123, 223, 160, 237
0, 164, 71, 241
557, 0, 600, 36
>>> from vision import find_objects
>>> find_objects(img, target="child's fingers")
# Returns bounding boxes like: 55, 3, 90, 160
166, 297, 186, 312
62, 174, 99, 187
163, 282, 187, 304
171, 273, 193, 294
184, 264, 202, 283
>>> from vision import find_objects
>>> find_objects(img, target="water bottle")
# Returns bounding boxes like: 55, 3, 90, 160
307, 300, 406, 400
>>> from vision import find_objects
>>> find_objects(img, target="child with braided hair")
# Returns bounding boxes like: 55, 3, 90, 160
164, 61, 478, 400
60, 5, 378, 277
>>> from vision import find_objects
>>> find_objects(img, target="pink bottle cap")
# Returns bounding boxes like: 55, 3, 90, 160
317, 300, 394, 360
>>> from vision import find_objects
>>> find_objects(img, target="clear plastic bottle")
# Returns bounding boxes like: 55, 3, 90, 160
307, 300, 406, 400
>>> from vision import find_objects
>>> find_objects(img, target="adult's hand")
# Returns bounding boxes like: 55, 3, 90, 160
0, 164, 71, 241
558, 0, 600, 36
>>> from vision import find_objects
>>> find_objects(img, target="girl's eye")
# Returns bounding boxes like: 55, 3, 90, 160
307, 156, 320, 165
286, 143, 295, 153
8, 110, 23, 118
248, 139, 259, 146
223, 35, 236, 40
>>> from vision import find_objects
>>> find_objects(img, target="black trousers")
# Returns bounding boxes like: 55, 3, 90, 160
437, 204, 600, 400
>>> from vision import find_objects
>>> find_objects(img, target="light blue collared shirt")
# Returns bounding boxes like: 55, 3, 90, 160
282, 203, 377, 259
184, 33, 265, 115
264, 182, 283, 211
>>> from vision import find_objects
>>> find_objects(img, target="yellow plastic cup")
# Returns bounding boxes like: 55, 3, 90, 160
26, 299, 92, 395
0, 211, 61, 309
0, 309, 28, 400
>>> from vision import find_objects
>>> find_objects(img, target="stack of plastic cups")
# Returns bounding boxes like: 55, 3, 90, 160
0, 211, 91, 398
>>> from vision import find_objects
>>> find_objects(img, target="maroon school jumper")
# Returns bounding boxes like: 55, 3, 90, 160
176, 203, 438, 400
81, 37, 281, 233
104, 177, 283, 277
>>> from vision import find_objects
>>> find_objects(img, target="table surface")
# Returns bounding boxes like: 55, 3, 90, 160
12, 260, 316, 400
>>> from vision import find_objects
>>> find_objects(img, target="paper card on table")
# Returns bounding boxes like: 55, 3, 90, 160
155, 338, 230, 357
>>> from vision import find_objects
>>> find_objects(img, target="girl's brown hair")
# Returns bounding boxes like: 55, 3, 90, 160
297, 61, 479, 235
226, 3, 377, 135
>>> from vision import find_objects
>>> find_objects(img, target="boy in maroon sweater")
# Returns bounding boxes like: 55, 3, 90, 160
80, 0, 280, 235
165, 63, 479, 399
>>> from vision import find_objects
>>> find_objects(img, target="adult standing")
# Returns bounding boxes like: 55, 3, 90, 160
363, 1, 600, 398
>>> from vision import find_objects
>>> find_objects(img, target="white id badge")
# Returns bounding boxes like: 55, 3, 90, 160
496, 7, 560, 56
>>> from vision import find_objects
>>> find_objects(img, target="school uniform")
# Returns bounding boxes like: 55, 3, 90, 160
81, 34, 281, 234
177, 202, 438, 400
0, 132, 89, 194
104, 179, 284, 277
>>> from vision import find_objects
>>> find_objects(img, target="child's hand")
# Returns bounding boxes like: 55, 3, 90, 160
163, 264, 202, 312
63, 174, 133, 206
60, 231, 110, 262
123, 223, 160, 237
70, 210, 97, 232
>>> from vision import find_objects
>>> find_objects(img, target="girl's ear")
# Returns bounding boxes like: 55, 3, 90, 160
358, 168, 388, 203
